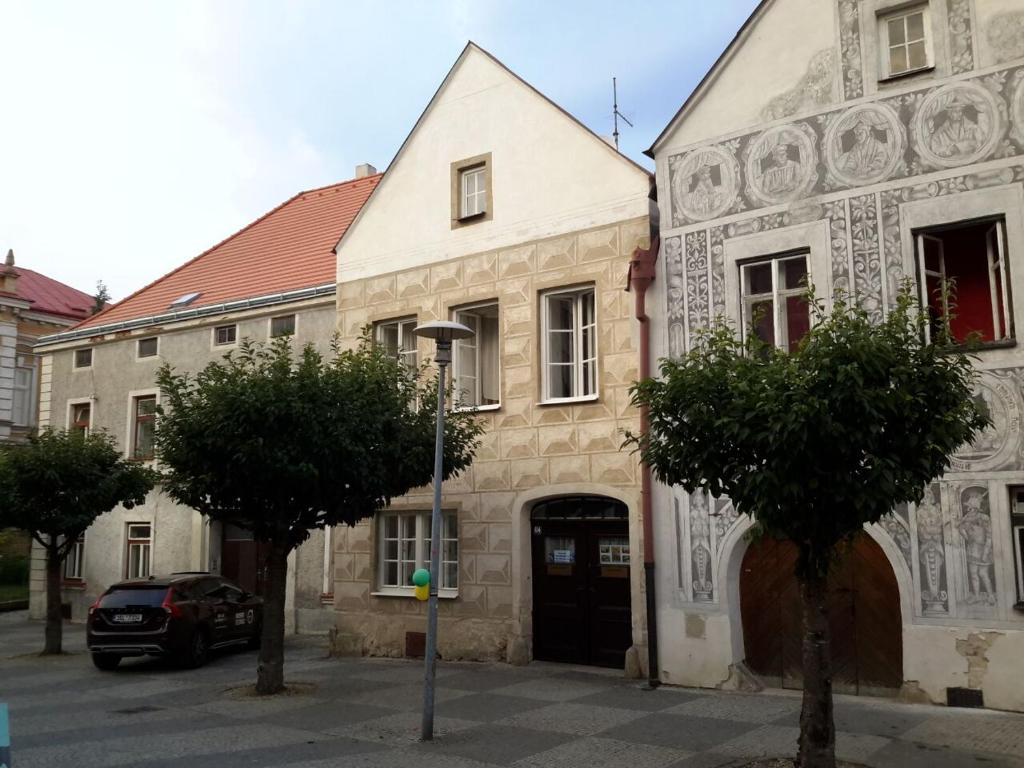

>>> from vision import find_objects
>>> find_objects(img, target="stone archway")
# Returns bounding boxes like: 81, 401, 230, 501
739, 531, 903, 695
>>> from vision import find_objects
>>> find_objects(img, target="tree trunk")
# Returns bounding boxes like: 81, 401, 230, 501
43, 538, 63, 655
255, 540, 289, 695
796, 570, 836, 768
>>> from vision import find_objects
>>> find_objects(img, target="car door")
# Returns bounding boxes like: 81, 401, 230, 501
218, 582, 250, 641
199, 577, 233, 644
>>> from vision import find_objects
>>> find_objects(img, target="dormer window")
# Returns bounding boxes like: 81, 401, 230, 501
880, 6, 931, 79
451, 153, 492, 227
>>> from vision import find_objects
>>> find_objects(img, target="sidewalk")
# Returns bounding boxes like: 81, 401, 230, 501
1, 611, 1022, 767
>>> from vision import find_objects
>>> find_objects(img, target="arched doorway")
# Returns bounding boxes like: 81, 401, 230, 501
740, 532, 902, 695
531, 496, 632, 668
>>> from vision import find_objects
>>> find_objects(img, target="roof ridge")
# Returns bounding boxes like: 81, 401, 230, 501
75, 174, 371, 331
300, 173, 382, 197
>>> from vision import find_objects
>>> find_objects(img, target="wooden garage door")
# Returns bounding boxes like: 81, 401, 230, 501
740, 532, 902, 695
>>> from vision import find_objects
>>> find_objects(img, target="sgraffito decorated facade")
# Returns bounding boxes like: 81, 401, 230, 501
649, 0, 1024, 711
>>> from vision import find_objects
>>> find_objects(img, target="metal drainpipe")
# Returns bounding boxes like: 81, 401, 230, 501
627, 236, 660, 689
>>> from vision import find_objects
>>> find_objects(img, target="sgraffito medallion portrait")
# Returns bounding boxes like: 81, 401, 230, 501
824, 103, 905, 187
669, 146, 739, 224
745, 123, 818, 206
912, 82, 1003, 169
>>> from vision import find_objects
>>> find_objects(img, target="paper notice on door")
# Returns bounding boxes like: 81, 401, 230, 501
552, 549, 573, 564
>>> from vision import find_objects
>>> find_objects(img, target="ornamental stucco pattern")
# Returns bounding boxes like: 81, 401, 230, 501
332, 218, 648, 659
662, 55, 1024, 628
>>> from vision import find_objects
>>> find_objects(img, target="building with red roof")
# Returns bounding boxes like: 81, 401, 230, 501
0, 248, 96, 444
30, 167, 380, 631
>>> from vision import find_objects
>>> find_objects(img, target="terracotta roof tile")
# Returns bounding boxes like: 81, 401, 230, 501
9, 268, 94, 320
75, 174, 381, 331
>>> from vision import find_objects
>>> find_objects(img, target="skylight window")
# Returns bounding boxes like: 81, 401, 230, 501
170, 292, 201, 308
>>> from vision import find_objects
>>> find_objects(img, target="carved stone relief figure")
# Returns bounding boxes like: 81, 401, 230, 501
986, 11, 1024, 65
879, 513, 912, 569
957, 486, 996, 606
689, 491, 713, 602
670, 146, 740, 225
825, 104, 906, 187
917, 483, 949, 616
745, 123, 818, 206
761, 49, 837, 122
912, 83, 1003, 169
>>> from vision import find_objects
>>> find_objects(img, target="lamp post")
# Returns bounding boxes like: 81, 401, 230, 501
413, 320, 474, 742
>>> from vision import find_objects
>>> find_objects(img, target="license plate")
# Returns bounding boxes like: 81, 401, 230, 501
112, 613, 143, 623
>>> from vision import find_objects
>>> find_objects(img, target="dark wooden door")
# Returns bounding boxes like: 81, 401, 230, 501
740, 532, 902, 695
532, 519, 632, 668
221, 524, 271, 596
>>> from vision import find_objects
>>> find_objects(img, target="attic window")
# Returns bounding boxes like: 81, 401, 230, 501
170, 292, 201, 308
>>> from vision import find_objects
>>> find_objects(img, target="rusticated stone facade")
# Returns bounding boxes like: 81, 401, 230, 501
331, 217, 650, 662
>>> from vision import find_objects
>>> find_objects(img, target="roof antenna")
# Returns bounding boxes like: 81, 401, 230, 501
612, 77, 633, 152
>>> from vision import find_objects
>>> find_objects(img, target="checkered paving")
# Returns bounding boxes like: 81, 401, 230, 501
1, 611, 1023, 767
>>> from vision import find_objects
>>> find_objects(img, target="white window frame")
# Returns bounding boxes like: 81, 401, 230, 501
374, 510, 458, 597
878, 4, 932, 79
739, 251, 811, 351
125, 522, 153, 579
64, 534, 85, 581
460, 166, 487, 219
136, 336, 159, 360
1011, 487, 1024, 604
66, 398, 94, 437
73, 347, 93, 370
374, 317, 419, 374
452, 301, 500, 411
126, 390, 159, 462
269, 314, 297, 338
11, 363, 35, 427
915, 218, 1013, 345
540, 286, 597, 404
212, 324, 238, 348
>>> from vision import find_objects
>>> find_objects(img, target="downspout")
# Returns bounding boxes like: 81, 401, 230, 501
627, 234, 660, 689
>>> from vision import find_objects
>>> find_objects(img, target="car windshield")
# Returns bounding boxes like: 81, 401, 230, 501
98, 587, 168, 608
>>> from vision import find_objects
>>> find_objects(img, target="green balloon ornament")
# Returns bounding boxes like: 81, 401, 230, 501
412, 568, 431, 587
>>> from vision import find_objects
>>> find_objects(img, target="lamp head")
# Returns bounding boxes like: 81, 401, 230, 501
412, 321, 474, 344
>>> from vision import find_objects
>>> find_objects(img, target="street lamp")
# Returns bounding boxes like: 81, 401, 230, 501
413, 320, 474, 742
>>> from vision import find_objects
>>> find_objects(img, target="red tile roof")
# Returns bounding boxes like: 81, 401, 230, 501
75, 174, 381, 331
9, 267, 95, 321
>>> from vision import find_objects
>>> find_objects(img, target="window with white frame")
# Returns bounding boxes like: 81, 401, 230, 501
132, 395, 157, 460
453, 302, 500, 409
460, 166, 487, 219
214, 324, 237, 346
915, 218, 1012, 345
541, 287, 597, 402
74, 348, 93, 369
1011, 488, 1024, 604
270, 315, 295, 338
880, 5, 930, 78
11, 365, 34, 427
70, 401, 91, 436
740, 253, 811, 351
125, 523, 152, 578
64, 534, 85, 580
375, 317, 418, 375
378, 511, 458, 592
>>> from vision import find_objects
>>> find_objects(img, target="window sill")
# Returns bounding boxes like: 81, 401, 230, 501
62, 580, 86, 590
320, 593, 334, 605
879, 65, 934, 84
454, 403, 501, 414
539, 394, 599, 407
937, 338, 1017, 353
371, 588, 459, 600
456, 212, 487, 224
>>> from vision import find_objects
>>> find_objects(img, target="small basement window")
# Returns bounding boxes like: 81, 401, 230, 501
916, 218, 1012, 345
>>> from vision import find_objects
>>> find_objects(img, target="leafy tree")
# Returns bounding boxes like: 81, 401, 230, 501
155, 336, 481, 694
629, 291, 987, 768
0, 430, 157, 654
92, 280, 111, 315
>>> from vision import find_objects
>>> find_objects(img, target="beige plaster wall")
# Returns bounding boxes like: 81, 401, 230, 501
332, 216, 649, 664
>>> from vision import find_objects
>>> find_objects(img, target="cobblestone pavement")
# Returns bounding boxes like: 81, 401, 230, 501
2, 611, 1023, 767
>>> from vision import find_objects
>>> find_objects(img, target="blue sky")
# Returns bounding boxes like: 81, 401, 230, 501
0, 1, 760, 300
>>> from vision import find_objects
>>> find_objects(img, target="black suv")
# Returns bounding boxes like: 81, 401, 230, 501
87, 573, 263, 670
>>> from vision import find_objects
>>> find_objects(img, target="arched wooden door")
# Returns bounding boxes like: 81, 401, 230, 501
740, 532, 902, 695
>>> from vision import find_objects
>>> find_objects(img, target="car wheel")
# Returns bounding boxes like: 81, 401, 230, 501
183, 629, 209, 669
92, 653, 121, 671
